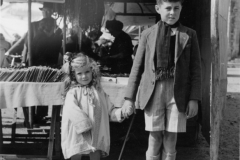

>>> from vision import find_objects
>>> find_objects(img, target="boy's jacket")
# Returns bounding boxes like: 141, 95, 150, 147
125, 22, 202, 112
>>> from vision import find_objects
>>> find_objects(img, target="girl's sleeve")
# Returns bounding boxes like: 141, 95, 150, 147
62, 89, 92, 134
104, 92, 124, 122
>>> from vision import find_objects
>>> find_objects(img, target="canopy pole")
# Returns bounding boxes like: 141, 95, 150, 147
210, 0, 220, 159
28, 0, 32, 66
210, 0, 229, 159
62, 3, 66, 56
78, 27, 82, 51
27, 0, 34, 129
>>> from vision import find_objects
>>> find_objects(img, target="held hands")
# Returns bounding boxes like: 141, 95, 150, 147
186, 100, 198, 119
121, 100, 135, 118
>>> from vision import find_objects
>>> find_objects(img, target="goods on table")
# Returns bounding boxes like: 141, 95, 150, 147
101, 73, 129, 78
0, 66, 67, 82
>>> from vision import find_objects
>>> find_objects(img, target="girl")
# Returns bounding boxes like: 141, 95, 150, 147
61, 53, 132, 160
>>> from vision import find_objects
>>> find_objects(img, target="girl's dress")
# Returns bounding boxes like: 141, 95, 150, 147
61, 85, 123, 159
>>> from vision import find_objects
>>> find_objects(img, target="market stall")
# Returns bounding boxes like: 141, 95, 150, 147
0, 66, 66, 159
0, 74, 129, 160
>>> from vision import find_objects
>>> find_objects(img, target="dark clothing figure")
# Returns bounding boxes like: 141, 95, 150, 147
1, 3, 61, 126
29, 18, 62, 124
103, 19, 133, 74
23, 18, 62, 66
108, 31, 133, 73
31, 29, 62, 66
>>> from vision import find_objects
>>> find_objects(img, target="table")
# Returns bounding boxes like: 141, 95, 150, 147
0, 82, 64, 160
101, 81, 127, 107
0, 80, 129, 160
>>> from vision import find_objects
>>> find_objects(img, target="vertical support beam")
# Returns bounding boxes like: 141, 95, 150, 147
78, 27, 82, 51
28, 0, 34, 129
210, 0, 220, 159
47, 106, 57, 160
28, 0, 32, 66
0, 110, 3, 153
54, 106, 61, 159
62, 3, 66, 56
124, 2, 127, 14
210, 0, 229, 159
227, 0, 240, 59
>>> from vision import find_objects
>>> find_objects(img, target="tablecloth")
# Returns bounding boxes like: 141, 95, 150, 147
0, 82, 64, 109
0, 81, 128, 109
101, 81, 127, 107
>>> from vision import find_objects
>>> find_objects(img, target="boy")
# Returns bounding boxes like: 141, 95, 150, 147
121, 0, 202, 160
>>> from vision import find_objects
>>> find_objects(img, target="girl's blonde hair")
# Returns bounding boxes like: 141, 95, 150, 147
62, 52, 102, 93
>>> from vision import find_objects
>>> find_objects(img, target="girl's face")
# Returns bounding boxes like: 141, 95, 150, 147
155, 1, 182, 25
75, 66, 93, 86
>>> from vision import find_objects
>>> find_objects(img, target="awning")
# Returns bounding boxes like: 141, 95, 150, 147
4, 0, 65, 3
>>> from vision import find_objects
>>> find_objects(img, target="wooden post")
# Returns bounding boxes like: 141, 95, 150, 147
78, 27, 82, 51
0, 110, 3, 153
210, 0, 221, 158
62, 3, 66, 56
210, 0, 229, 159
227, 0, 240, 59
28, 0, 32, 66
47, 106, 57, 160
27, 0, 34, 129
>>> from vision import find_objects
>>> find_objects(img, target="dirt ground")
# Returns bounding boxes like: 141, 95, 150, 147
1, 68, 239, 160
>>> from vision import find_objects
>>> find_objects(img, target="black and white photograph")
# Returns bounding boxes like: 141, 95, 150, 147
0, 0, 239, 160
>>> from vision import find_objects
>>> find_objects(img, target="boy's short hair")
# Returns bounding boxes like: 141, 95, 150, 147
156, 0, 184, 5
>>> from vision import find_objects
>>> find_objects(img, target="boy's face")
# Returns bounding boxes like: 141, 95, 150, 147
155, 1, 182, 25
75, 66, 93, 86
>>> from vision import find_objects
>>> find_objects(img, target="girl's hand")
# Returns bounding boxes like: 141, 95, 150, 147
121, 100, 134, 118
186, 100, 198, 119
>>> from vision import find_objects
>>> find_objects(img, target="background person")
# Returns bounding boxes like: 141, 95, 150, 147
25, 17, 62, 125
25, 17, 62, 66
0, 33, 11, 66
2, 2, 62, 67
100, 19, 133, 74
3, 3, 62, 126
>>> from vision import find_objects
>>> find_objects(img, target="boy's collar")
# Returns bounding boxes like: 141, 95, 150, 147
164, 21, 180, 28
155, 21, 186, 32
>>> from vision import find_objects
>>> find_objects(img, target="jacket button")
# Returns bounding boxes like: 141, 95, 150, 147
152, 81, 155, 85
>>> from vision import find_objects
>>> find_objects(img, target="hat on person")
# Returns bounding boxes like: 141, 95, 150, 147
39, 2, 54, 11
105, 19, 124, 32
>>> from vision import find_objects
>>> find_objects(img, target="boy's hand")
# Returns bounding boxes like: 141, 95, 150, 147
186, 100, 198, 119
122, 100, 134, 118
